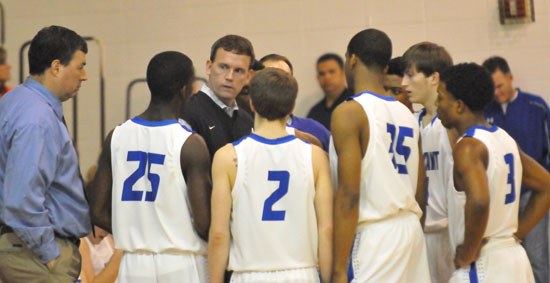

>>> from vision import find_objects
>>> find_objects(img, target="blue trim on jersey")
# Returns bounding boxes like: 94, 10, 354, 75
232, 135, 249, 146
431, 114, 439, 125
417, 109, 438, 127
464, 125, 498, 137
418, 109, 427, 126
469, 262, 479, 283
348, 91, 397, 102
249, 133, 297, 145
180, 124, 195, 133
131, 116, 179, 127
347, 260, 355, 282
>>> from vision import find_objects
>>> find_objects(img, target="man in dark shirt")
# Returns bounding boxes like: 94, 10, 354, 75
307, 53, 353, 130
483, 56, 550, 283
181, 35, 255, 158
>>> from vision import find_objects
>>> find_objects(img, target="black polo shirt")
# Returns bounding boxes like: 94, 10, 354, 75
307, 88, 353, 130
180, 91, 253, 159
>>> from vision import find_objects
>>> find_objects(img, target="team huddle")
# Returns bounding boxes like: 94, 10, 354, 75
85, 27, 550, 283
3, 25, 547, 283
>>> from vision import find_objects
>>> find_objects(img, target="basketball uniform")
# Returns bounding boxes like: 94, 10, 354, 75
330, 91, 430, 283
448, 125, 534, 283
229, 133, 319, 283
415, 109, 455, 282
111, 117, 207, 283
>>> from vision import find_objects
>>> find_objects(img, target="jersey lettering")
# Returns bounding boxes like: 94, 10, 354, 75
262, 170, 290, 221
122, 151, 166, 202
387, 123, 414, 174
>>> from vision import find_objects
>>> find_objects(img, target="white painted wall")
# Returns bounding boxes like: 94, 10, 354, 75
4, 0, 549, 173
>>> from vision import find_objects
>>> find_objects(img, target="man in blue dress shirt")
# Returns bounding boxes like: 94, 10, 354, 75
0, 25, 91, 282
483, 56, 550, 283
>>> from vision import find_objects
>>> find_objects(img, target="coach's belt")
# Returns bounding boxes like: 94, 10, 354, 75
0, 223, 80, 246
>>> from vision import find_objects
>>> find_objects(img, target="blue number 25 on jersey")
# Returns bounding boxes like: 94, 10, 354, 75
122, 151, 165, 202
387, 123, 413, 174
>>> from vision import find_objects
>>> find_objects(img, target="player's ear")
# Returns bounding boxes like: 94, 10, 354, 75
383, 65, 389, 75
430, 72, 440, 85
248, 98, 256, 114
455, 99, 466, 114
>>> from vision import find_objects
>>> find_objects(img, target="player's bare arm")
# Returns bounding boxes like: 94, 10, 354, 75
311, 145, 333, 283
89, 130, 115, 234
208, 144, 237, 283
415, 137, 428, 228
515, 148, 550, 240
452, 137, 490, 268
331, 101, 369, 283
181, 133, 212, 240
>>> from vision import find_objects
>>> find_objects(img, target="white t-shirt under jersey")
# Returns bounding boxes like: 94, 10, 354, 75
111, 117, 206, 255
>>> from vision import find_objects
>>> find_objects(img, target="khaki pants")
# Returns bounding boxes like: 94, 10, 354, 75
0, 232, 81, 283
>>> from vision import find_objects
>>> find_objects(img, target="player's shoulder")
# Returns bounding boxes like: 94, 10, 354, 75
454, 134, 489, 165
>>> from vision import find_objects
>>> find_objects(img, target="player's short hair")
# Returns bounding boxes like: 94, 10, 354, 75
28, 25, 88, 75
316, 53, 344, 69
250, 68, 298, 121
387, 56, 406, 77
482, 56, 511, 74
147, 51, 194, 103
210, 35, 255, 68
440, 63, 494, 112
347, 29, 392, 72
403, 41, 453, 77
259, 53, 293, 74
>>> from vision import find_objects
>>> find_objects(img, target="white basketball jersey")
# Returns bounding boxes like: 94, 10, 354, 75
111, 117, 206, 254
415, 110, 454, 232
330, 91, 422, 224
448, 125, 522, 250
229, 133, 317, 272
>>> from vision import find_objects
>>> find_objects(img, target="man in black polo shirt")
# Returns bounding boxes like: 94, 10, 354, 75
307, 53, 353, 130
181, 35, 255, 158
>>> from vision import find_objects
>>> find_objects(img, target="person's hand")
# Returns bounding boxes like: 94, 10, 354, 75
46, 258, 57, 271
454, 238, 488, 268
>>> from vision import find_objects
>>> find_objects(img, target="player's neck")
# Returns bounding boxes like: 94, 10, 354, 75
421, 95, 438, 123
254, 116, 289, 139
140, 102, 179, 121
456, 114, 491, 136
353, 71, 385, 96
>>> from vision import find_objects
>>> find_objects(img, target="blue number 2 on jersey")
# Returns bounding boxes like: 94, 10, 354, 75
504, 153, 516, 204
387, 123, 414, 174
262, 170, 290, 221
122, 151, 166, 202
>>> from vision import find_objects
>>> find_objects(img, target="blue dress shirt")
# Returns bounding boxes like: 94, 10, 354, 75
0, 77, 91, 263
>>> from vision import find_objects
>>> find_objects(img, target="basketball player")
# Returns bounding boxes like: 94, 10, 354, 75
89, 51, 211, 282
331, 29, 430, 283
402, 42, 457, 282
209, 68, 333, 283
437, 63, 550, 283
